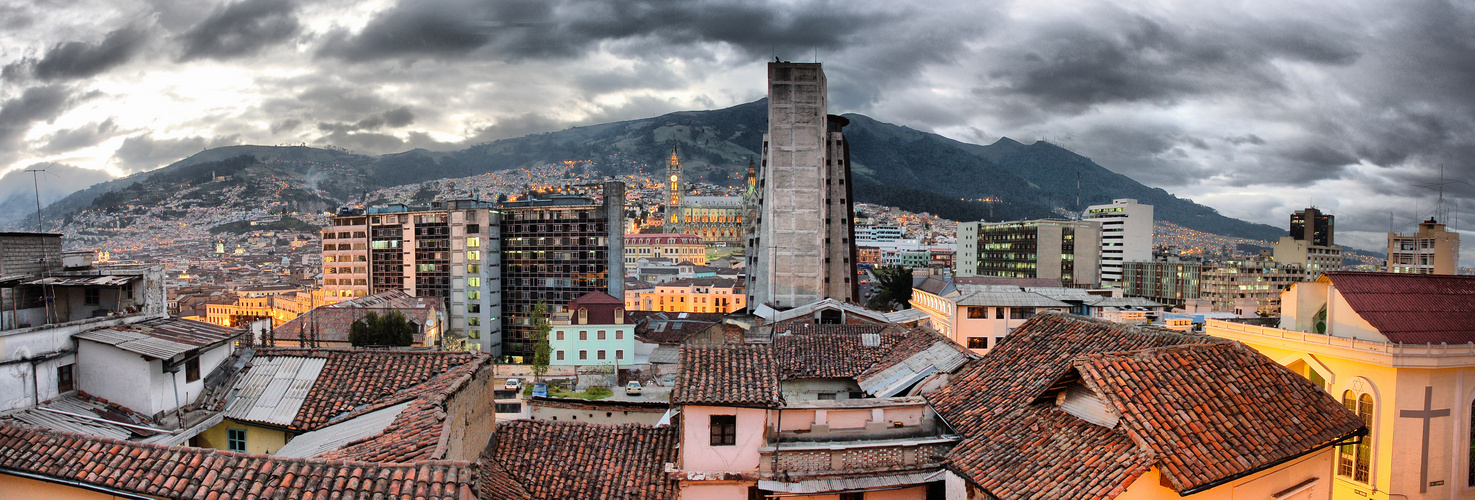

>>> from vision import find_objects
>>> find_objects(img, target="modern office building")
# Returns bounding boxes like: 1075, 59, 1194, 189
499, 181, 625, 361
1290, 207, 1334, 246
1083, 199, 1153, 287
746, 62, 857, 309
1386, 217, 1461, 274
1121, 257, 1201, 308
322, 200, 501, 353
1273, 207, 1343, 278
955, 219, 1102, 288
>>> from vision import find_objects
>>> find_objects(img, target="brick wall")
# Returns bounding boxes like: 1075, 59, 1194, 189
441, 361, 497, 461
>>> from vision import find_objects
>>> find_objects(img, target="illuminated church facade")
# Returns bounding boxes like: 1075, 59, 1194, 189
664, 146, 756, 248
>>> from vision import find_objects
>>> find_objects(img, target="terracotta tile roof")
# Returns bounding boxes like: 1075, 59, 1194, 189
255, 348, 483, 430
946, 407, 1154, 499
772, 324, 907, 379
928, 313, 1365, 498
0, 422, 480, 499
489, 420, 679, 500
629, 311, 724, 344
1323, 271, 1475, 344
316, 352, 491, 462
1071, 342, 1364, 492
671, 345, 782, 407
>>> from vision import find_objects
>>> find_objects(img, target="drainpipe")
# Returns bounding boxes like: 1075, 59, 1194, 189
30, 358, 40, 407
772, 406, 783, 480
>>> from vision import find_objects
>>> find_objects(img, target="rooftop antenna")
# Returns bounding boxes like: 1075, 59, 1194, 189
1075, 171, 1082, 219
25, 167, 46, 233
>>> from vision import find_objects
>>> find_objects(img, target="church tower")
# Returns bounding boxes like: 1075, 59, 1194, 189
666, 144, 683, 227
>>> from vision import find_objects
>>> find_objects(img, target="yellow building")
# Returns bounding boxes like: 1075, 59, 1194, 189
1206, 271, 1475, 500
204, 287, 323, 328
625, 233, 707, 266
625, 277, 745, 313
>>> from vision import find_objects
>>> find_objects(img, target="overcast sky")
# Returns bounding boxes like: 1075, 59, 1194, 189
2, 0, 1473, 263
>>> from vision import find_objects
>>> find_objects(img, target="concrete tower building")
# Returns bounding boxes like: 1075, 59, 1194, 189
747, 62, 857, 310
1083, 198, 1153, 287
1290, 207, 1334, 246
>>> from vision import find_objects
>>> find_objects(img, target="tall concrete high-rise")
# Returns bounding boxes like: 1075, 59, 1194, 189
1083, 198, 1153, 287
747, 62, 857, 310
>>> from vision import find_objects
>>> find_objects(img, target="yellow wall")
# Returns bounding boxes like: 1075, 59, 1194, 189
627, 285, 745, 313
1208, 320, 1475, 500
195, 420, 290, 455
0, 474, 139, 500
1109, 450, 1335, 500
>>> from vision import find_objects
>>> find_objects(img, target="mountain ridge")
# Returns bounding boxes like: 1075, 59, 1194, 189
19, 99, 1284, 241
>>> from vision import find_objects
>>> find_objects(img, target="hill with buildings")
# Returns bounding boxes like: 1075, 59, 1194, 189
18, 100, 1283, 240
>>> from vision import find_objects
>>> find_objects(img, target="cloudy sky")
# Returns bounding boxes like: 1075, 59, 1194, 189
2, 0, 1473, 263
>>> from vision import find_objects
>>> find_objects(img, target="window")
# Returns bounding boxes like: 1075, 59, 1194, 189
467, 250, 481, 261
616, 350, 624, 360
185, 358, 200, 382
967, 307, 987, 319
579, 330, 588, 341
597, 330, 606, 340
710, 415, 736, 446
468, 290, 480, 300
556, 331, 565, 341
1338, 390, 1373, 483
615, 330, 623, 340
468, 277, 480, 287
467, 237, 480, 248
468, 317, 480, 326
840, 493, 864, 500
579, 350, 588, 360
995, 307, 1005, 319
84, 288, 100, 306
817, 393, 836, 400
1010, 307, 1036, 320
227, 428, 247, 452
556, 350, 565, 361
468, 329, 480, 339
967, 337, 988, 349
597, 350, 606, 360
56, 364, 73, 393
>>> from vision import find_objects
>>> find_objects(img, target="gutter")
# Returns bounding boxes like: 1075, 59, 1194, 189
1178, 425, 1368, 496
0, 467, 155, 500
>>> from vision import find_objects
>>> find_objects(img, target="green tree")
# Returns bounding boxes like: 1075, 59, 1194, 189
868, 266, 914, 312
348, 311, 416, 347
530, 302, 552, 382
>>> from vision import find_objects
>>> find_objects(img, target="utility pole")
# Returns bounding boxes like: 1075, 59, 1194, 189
26, 167, 45, 233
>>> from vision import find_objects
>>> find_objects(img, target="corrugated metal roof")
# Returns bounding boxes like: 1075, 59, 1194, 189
74, 317, 242, 359
223, 356, 327, 426
75, 329, 199, 359
24, 275, 139, 286
0, 394, 162, 442
273, 402, 409, 458
955, 291, 1071, 307
1325, 272, 1475, 344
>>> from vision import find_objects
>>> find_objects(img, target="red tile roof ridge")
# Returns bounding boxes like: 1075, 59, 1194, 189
0, 421, 481, 499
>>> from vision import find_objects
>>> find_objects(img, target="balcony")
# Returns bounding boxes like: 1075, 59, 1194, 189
759, 397, 958, 479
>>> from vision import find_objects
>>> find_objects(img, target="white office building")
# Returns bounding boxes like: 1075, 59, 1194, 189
1083, 199, 1153, 288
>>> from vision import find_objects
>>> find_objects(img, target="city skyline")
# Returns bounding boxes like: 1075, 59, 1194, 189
2, 0, 1474, 264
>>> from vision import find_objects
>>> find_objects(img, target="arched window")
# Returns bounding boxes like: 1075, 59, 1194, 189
1338, 390, 1373, 483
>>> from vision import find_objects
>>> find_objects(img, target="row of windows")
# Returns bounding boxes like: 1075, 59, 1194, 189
554, 349, 624, 361
554, 329, 626, 341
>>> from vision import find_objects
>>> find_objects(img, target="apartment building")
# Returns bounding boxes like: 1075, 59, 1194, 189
1387, 217, 1461, 274
1083, 199, 1153, 287
956, 219, 1102, 288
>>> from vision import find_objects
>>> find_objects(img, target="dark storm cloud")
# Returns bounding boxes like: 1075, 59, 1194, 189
982, 12, 1359, 114
2, 25, 149, 82
315, 0, 895, 63
0, 86, 73, 148
270, 118, 302, 134
40, 118, 120, 154
316, 106, 415, 133
112, 134, 240, 173
177, 0, 302, 61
